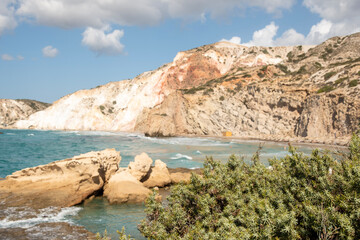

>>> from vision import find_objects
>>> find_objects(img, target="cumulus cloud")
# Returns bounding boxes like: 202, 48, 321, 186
2, 53, 14, 61
82, 26, 124, 56
220, 36, 241, 44
221, 0, 360, 47
14, 0, 295, 29
0, 0, 17, 35
17, 55, 24, 60
42, 46, 59, 58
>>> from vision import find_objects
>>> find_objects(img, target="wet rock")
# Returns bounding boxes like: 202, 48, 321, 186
0, 222, 95, 240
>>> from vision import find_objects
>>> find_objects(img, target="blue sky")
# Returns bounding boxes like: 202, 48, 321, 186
0, 0, 359, 103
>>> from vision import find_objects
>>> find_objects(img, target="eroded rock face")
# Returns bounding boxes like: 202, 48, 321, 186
142, 160, 172, 188
128, 152, 153, 181
0, 149, 121, 209
0, 99, 50, 128
103, 170, 151, 204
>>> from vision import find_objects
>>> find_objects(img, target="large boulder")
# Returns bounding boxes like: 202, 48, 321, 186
0, 149, 121, 209
128, 152, 153, 181
103, 170, 151, 204
142, 160, 172, 188
168, 168, 203, 184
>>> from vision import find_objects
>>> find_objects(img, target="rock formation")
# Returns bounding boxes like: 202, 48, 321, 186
127, 152, 153, 181
0, 149, 120, 209
103, 170, 152, 204
13, 33, 360, 144
142, 160, 172, 188
0, 99, 50, 128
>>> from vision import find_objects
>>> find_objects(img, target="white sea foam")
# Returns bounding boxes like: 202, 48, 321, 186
170, 153, 193, 160
195, 150, 202, 154
27, 133, 34, 136
0, 206, 81, 229
141, 136, 230, 146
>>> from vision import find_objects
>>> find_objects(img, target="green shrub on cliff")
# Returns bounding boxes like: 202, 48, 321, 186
139, 134, 360, 239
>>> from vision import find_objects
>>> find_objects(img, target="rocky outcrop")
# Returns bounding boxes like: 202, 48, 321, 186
0, 149, 120, 209
0, 222, 95, 240
127, 153, 153, 181
142, 160, 172, 188
103, 170, 151, 204
0, 99, 50, 128
168, 168, 203, 184
13, 33, 360, 144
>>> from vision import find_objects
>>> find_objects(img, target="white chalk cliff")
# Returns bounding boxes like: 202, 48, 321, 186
14, 33, 360, 145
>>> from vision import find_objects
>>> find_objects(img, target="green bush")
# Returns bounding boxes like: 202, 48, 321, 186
139, 134, 360, 239
349, 80, 358, 88
219, 96, 225, 101
324, 72, 336, 80
317, 85, 334, 93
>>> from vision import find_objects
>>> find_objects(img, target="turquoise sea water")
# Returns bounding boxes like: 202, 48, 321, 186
0, 129, 321, 238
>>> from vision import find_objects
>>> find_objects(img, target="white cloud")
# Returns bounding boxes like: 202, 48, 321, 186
17, 55, 24, 60
15, 0, 295, 29
245, 22, 279, 46
2, 53, 14, 61
82, 26, 124, 55
42, 45, 59, 58
220, 36, 241, 44
0, 0, 17, 35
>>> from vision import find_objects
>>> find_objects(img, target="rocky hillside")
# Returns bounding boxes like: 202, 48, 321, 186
15, 33, 360, 145
0, 99, 50, 128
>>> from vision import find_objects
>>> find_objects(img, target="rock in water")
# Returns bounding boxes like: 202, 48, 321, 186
103, 170, 151, 204
127, 152, 153, 181
142, 160, 172, 188
0, 149, 120, 209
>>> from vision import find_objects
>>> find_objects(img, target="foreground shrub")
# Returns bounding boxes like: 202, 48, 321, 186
139, 134, 360, 239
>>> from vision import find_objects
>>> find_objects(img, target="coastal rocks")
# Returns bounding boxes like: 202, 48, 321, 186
0, 149, 121, 209
128, 152, 153, 181
169, 168, 203, 184
103, 170, 151, 204
142, 160, 172, 188
0, 222, 95, 240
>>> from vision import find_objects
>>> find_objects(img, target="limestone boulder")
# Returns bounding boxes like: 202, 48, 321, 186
168, 168, 203, 184
142, 160, 172, 188
0, 149, 121, 209
128, 153, 153, 181
103, 170, 151, 204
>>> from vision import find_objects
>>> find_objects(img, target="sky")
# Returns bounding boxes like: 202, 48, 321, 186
0, 0, 359, 103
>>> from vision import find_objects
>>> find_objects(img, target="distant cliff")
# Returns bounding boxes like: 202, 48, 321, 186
0, 99, 50, 128
15, 33, 360, 145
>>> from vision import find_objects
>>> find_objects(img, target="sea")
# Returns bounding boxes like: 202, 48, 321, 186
0, 129, 333, 239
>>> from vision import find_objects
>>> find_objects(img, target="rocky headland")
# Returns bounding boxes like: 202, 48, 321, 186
6, 32, 360, 145
0, 99, 50, 128
0, 149, 200, 239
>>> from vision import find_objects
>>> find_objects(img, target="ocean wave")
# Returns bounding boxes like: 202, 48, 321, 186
170, 153, 193, 160
195, 150, 202, 154
140, 136, 230, 146
0, 206, 81, 229
27, 134, 34, 136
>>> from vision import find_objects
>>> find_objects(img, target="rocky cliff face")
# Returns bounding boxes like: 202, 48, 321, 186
14, 33, 360, 145
0, 99, 50, 128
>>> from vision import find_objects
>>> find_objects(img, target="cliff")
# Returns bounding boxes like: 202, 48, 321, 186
0, 99, 50, 128
14, 33, 360, 145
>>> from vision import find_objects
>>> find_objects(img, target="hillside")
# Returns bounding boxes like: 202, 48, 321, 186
14, 33, 360, 145
0, 99, 50, 128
